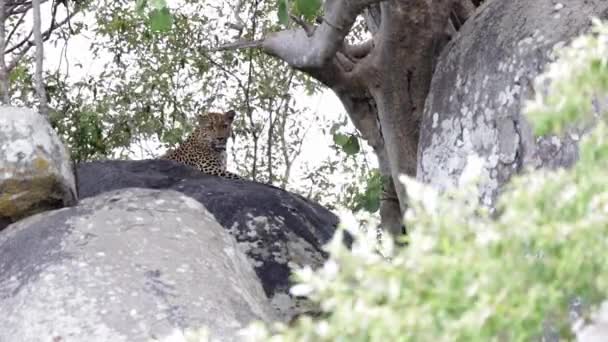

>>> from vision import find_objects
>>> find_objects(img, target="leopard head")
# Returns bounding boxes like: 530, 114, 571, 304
195, 110, 236, 151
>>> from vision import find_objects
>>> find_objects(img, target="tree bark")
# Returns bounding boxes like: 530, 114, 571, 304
33, 0, 48, 117
215, 0, 467, 239
371, 0, 453, 216
0, 0, 10, 104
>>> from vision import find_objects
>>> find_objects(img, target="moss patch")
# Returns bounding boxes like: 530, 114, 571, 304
0, 175, 63, 220
32, 157, 50, 172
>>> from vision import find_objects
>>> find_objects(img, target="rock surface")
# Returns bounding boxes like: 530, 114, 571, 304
0, 106, 77, 226
76, 159, 340, 319
0, 188, 275, 342
418, 0, 608, 205
576, 301, 608, 342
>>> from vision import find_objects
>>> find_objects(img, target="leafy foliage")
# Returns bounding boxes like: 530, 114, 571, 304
295, 0, 321, 20
149, 8, 173, 32
526, 18, 608, 136
277, 0, 290, 25
236, 20, 608, 341
297, 117, 379, 213
277, 0, 322, 26
351, 169, 383, 213
0, 0, 376, 212
332, 132, 360, 155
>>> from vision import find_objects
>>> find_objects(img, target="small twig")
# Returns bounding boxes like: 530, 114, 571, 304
243, 0, 262, 179
319, 16, 344, 31
208, 38, 263, 52
201, 54, 247, 94
6, 10, 28, 44
5, 1, 44, 15
226, 0, 245, 36
224, 21, 244, 34
290, 15, 315, 37
57, 32, 70, 75
5, 9, 75, 55
6, 42, 31, 71
452, 0, 476, 27
6, 29, 33, 54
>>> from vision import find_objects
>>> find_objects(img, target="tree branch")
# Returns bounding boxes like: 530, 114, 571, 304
33, 0, 48, 117
216, 0, 384, 69
5, 5, 75, 55
290, 14, 314, 36
6, 28, 33, 54
364, 4, 381, 35
6, 9, 27, 44
0, 0, 11, 104
451, 0, 476, 30
225, 0, 245, 36
6, 39, 30, 70
210, 38, 263, 52
6, 0, 50, 16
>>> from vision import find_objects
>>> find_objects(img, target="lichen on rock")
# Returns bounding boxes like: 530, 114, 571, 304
0, 107, 77, 228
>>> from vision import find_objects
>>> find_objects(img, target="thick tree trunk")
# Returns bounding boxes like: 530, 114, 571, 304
371, 1, 452, 218
218, 0, 470, 238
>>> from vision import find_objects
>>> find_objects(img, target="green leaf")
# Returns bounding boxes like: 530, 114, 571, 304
135, 0, 147, 15
277, 0, 289, 26
362, 192, 380, 212
149, 8, 172, 32
360, 171, 383, 212
334, 133, 360, 155
342, 135, 360, 155
333, 132, 349, 146
149, 0, 167, 10
295, 0, 321, 20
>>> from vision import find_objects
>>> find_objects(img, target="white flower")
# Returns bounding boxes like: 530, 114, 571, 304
290, 283, 314, 297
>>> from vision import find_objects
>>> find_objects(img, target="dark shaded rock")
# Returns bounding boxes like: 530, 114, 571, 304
76, 159, 340, 318
0, 188, 274, 341
418, 0, 608, 205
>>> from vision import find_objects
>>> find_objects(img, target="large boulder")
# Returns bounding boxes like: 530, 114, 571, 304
76, 159, 340, 319
0, 188, 275, 341
417, 0, 608, 205
0, 106, 77, 226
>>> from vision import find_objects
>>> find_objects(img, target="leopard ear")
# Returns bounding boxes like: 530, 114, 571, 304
224, 110, 236, 122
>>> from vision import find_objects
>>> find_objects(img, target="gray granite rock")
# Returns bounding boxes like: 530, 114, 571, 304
418, 0, 608, 205
576, 302, 608, 342
0, 106, 77, 226
75, 159, 341, 320
0, 188, 275, 342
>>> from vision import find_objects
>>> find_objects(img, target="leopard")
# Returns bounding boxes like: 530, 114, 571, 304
161, 110, 242, 180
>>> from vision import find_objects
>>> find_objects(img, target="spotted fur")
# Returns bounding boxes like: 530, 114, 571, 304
162, 110, 242, 180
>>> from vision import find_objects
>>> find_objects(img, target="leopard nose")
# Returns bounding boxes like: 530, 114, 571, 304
217, 137, 227, 144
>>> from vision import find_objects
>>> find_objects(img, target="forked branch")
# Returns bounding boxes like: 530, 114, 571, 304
214, 0, 384, 69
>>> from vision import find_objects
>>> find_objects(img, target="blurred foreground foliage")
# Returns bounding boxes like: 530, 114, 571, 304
233, 19, 608, 342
